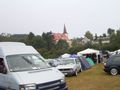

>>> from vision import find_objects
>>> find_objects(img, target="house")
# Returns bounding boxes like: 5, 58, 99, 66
93, 36, 110, 44
82, 37, 90, 44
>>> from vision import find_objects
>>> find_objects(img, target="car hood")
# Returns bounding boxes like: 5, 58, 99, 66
11, 68, 64, 85
56, 64, 76, 69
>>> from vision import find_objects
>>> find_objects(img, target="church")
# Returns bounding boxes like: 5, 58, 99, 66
52, 25, 69, 42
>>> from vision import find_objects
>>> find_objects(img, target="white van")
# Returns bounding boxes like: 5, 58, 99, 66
0, 42, 68, 90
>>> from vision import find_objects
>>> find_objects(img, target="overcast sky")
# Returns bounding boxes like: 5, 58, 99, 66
0, 0, 120, 38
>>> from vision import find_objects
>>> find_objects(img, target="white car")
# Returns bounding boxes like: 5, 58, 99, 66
56, 58, 82, 76
45, 59, 61, 67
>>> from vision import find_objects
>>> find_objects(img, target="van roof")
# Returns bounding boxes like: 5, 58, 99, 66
0, 42, 26, 47
0, 42, 38, 56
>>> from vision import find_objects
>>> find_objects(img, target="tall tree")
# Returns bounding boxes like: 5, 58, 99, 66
28, 32, 35, 40
94, 33, 98, 40
99, 36, 102, 46
27, 32, 35, 45
42, 32, 55, 50
107, 28, 115, 36
84, 31, 93, 40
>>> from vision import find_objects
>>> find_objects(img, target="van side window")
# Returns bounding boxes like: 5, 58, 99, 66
0, 58, 7, 74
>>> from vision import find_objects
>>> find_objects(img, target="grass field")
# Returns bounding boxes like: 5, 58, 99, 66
66, 64, 120, 90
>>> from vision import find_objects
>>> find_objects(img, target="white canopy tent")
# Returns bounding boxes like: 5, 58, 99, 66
113, 49, 120, 55
77, 48, 100, 55
77, 48, 100, 63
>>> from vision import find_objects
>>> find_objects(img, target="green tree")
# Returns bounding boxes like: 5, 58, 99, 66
109, 33, 118, 50
27, 32, 35, 45
31, 35, 46, 49
71, 38, 81, 47
84, 42, 92, 49
42, 32, 55, 50
84, 31, 93, 40
56, 40, 69, 50
68, 45, 84, 54
116, 30, 120, 49
28, 32, 35, 40
94, 33, 98, 40
103, 33, 107, 37
107, 28, 115, 36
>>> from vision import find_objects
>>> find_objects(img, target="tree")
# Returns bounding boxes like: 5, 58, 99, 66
103, 33, 107, 37
109, 33, 118, 50
26, 32, 35, 45
84, 42, 92, 49
107, 28, 115, 36
42, 32, 55, 50
99, 36, 102, 46
116, 29, 120, 36
56, 40, 69, 50
84, 31, 93, 40
71, 38, 82, 47
94, 33, 98, 40
116, 30, 120, 49
28, 32, 35, 40
31, 35, 46, 49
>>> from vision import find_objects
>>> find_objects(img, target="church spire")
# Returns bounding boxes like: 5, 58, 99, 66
63, 24, 68, 34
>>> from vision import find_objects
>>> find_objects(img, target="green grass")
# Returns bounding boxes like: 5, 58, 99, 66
66, 64, 120, 90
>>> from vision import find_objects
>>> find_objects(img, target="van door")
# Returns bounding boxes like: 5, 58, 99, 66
0, 58, 17, 90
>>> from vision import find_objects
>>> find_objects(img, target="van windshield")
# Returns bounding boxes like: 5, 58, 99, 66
6, 54, 50, 72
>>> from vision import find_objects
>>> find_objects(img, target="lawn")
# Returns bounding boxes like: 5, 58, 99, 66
66, 64, 120, 90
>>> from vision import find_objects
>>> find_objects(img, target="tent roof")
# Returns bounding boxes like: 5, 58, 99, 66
77, 48, 100, 55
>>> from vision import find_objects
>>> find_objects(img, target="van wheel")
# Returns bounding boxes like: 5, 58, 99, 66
110, 68, 118, 76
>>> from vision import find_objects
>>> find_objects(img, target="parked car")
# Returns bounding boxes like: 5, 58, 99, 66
56, 58, 82, 76
0, 42, 68, 90
104, 54, 120, 75
45, 59, 61, 67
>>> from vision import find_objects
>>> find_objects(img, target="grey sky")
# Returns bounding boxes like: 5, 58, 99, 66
0, 0, 120, 38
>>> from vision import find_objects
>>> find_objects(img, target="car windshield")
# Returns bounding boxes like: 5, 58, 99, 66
6, 54, 50, 72
61, 59, 75, 65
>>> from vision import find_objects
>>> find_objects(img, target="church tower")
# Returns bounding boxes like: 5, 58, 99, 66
63, 24, 68, 35
63, 24, 68, 40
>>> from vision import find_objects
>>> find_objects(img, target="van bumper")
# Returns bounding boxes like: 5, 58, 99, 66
60, 82, 68, 90
36, 81, 68, 90
60, 86, 68, 90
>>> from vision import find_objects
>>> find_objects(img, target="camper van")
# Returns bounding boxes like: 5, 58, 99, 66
0, 42, 67, 90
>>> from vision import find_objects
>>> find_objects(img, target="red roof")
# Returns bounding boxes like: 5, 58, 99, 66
52, 33, 68, 41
